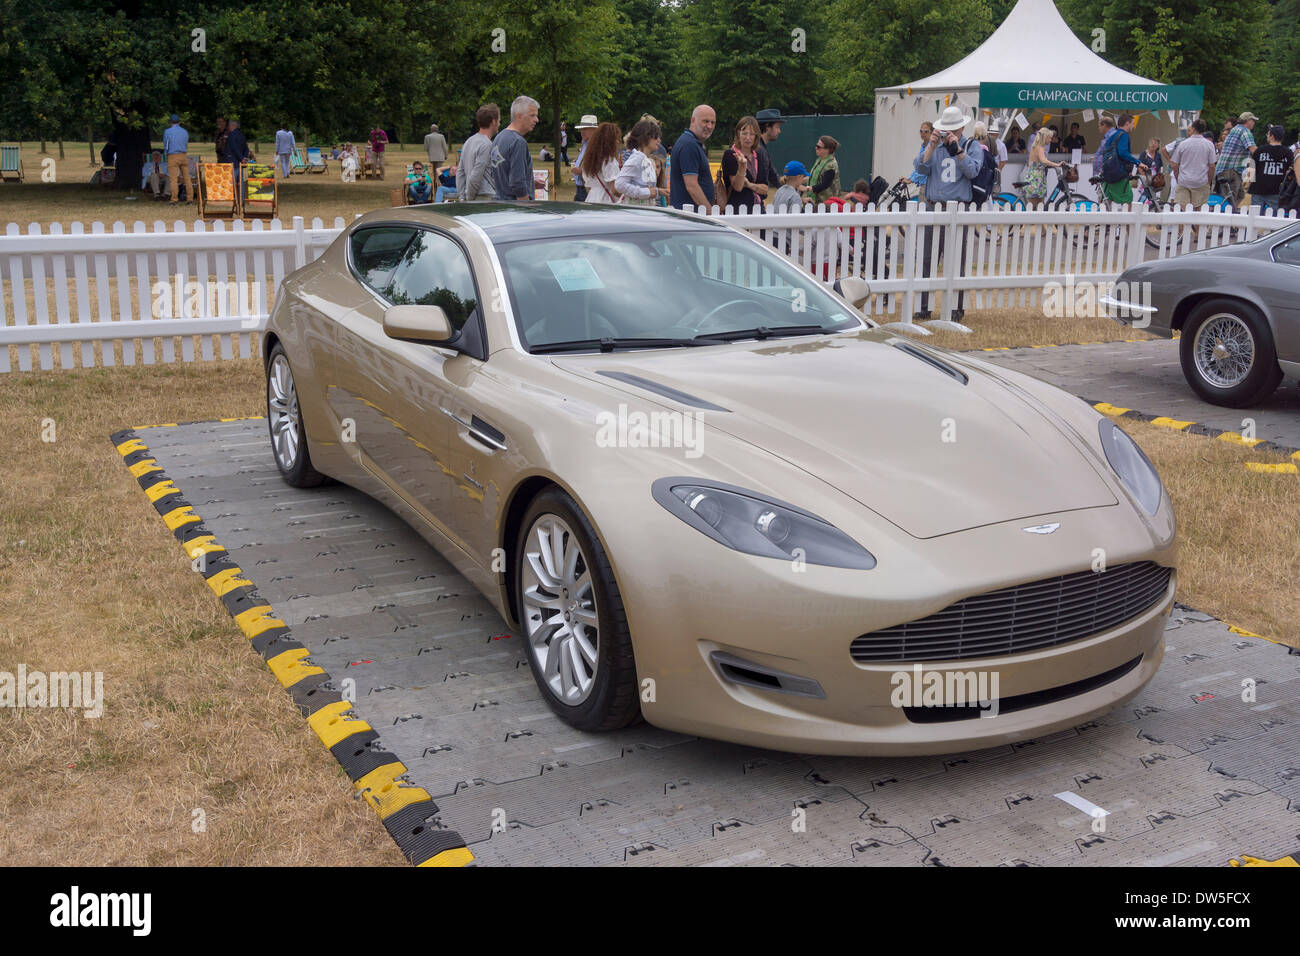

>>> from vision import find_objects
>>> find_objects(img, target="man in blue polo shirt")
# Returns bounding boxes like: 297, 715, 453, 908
162, 114, 191, 205
669, 104, 716, 209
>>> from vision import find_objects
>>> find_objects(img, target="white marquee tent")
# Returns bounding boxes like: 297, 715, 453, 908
872, 0, 1197, 183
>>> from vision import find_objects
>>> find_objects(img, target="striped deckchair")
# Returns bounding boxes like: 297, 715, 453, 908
306, 147, 327, 173
1, 144, 24, 182
290, 146, 308, 173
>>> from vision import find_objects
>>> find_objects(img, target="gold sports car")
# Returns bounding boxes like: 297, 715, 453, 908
262, 202, 1177, 755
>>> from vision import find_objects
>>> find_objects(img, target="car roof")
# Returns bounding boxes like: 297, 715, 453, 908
405, 201, 729, 242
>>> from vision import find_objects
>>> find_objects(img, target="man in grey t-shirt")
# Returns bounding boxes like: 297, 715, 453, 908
492, 95, 540, 201
1167, 117, 1217, 208
458, 103, 501, 201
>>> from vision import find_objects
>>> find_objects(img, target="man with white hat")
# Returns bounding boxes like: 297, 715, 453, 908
912, 105, 981, 323
571, 114, 598, 202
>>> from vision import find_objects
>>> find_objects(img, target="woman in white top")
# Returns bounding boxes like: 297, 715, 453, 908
579, 122, 623, 203
614, 119, 662, 206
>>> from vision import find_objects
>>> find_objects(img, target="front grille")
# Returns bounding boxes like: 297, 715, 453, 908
851, 562, 1172, 664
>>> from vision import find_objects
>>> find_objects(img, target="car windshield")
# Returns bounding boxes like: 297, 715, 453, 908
494, 229, 865, 351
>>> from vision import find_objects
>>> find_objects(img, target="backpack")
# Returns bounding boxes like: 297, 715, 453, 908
1280, 168, 1300, 213
971, 144, 998, 204
1101, 132, 1128, 183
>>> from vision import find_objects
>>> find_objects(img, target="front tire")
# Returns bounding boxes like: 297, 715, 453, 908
1180, 299, 1283, 407
266, 343, 328, 487
514, 489, 640, 731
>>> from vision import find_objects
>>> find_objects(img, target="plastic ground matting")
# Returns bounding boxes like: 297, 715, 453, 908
112, 418, 1300, 867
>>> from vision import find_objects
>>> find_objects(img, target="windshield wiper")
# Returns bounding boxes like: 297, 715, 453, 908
530, 336, 707, 354
693, 324, 832, 343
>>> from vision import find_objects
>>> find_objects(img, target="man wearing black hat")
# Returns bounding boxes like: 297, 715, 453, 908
755, 108, 784, 196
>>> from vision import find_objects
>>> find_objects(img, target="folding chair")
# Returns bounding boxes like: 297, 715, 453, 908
197, 163, 238, 219
306, 147, 327, 174
242, 162, 278, 218
289, 146, 308, 174
362, 147, 378, 180
1, 144, 24, 182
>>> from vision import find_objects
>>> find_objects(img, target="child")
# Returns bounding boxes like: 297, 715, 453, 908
772, 160, 809, 212
340, 144, 359, 183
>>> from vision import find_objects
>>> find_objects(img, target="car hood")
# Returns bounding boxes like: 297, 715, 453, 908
552, 329, 1117, 539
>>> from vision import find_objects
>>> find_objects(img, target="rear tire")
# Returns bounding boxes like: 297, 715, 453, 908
1179, 298, 1283, 407
514, 488, 641, 732
266, 343, 328, 487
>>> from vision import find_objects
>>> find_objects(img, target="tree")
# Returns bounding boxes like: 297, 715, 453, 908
477, 0, 629, 188
821, 0, 994, 111
679, 0, 834, 130
604, 0, 688, 133
1057, 0, 1271, 120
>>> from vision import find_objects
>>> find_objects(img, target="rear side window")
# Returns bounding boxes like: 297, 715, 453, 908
1273, 233, 1300, 266
384, 229, 480, 330
350, 227, 416, 293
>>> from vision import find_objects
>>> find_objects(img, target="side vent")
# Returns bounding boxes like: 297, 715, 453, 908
890, 340, 968, 385
710, 651, 825, 699
597, 371, 730, 411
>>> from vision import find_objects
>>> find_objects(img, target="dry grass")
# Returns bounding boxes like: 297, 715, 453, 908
1116, 419, 1300, 649
918, 307, 1156, 351
0, 358, 407, 865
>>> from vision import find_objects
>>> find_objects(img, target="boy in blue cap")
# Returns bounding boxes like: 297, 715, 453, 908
773, 160, 809, 212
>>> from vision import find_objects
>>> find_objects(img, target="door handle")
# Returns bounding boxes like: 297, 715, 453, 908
440, 407, 506, 451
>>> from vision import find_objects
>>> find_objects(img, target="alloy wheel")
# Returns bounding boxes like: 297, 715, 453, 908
267, 353, 301, 471
520, 513, 600, 704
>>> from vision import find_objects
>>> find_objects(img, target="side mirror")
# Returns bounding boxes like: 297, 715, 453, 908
835, 276, 871, 310
383, 305, 454, 344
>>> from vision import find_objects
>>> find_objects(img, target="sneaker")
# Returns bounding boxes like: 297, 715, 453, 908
951, 309, 965, 322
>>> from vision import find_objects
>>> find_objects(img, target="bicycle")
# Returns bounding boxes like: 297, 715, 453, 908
994, 163, 1096, 247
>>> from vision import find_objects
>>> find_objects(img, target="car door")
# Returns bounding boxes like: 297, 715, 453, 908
1268, 231, 1300, 363
328, 224, 462, 545
401, 233, 507, 561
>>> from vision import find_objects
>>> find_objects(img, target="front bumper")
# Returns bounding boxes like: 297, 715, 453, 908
625, 503, 1176, 756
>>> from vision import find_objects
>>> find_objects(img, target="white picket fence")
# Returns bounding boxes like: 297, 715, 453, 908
1, 205, 1295, 372
0, 216, 346, 373
706, 201, 1297, 329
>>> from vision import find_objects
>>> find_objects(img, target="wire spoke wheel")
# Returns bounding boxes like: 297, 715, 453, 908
267, 353, 300, 471
520, 513, 599, 705
1193, 313, 1255, 388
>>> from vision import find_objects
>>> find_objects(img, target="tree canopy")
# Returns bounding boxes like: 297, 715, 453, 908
2, 0, 1296, 152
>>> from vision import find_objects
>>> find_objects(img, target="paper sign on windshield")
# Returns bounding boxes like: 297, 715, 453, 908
547, 258, 604, 292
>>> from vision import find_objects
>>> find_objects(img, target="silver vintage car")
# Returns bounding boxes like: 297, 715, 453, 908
1105, 220, 1300, 407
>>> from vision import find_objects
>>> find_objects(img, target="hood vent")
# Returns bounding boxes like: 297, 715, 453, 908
597, 370, 730, 411
890, 341, 968, 385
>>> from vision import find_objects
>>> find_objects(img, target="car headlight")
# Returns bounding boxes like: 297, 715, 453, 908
651, 478, 877, 569
1098, 418, 1164, 515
